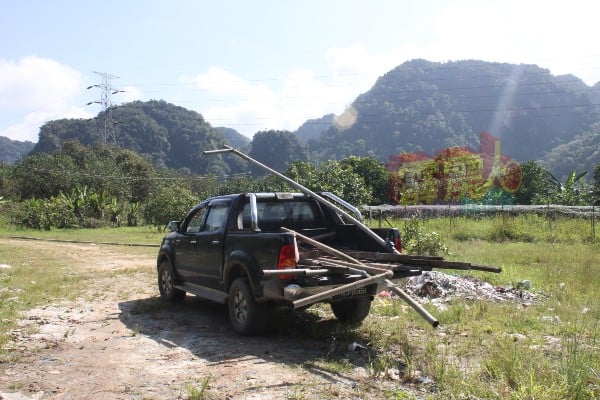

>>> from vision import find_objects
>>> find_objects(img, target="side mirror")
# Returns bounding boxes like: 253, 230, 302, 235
166, 221, 180, 232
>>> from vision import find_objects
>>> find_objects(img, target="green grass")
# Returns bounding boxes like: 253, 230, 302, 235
0, 225, 166, 245
0, 242, 86, 361
360, 215, 600, 399
416, 214, 598, 244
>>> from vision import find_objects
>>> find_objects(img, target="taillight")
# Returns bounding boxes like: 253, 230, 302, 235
395, 236, 402, 253
277, 242, 298, 279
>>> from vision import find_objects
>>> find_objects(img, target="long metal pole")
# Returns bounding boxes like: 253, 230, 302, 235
204, 145, 398, 254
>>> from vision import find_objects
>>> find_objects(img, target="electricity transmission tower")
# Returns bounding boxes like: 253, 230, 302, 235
87, 71, 124, 144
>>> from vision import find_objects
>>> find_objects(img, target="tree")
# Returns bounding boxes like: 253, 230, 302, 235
12, 151, 77, 199
0, 162, 17, 199
142, 183, 198, 227
546, 170, 589, 206
12, 142, 157, 204
340, 156, 389, 204
287, 160, 371, 205
249, 130, 308, 176
593, 163, 600, 205
514, 161, 554, 204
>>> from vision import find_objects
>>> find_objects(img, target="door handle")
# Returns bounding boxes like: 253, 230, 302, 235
190, 240, 197, 244
212, 240, 220, 245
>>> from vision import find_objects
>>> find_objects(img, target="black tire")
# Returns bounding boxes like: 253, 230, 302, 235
228, 277, 264, 335
330, 297, 372, 324
158, 260, 186, 303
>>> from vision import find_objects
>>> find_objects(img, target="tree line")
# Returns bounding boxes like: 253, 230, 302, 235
0, 140, 598, 230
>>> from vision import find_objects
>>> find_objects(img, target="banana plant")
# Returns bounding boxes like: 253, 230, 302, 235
547, 170, 589, 205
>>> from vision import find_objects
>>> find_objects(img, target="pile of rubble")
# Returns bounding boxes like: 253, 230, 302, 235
393, 271, 540, 309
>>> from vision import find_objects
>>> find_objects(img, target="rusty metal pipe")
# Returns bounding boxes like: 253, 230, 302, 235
261, 268, 331, 276
386, 284, 439, 328
281, 227, 391, 277
292, 272, 390, 309
284, 227, 438, 328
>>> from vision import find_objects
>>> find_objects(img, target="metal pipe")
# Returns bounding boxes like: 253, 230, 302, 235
387, 285, 439, 328
283, 227, 439, 327
292, 272, 390, 309
321, 191, 363, 220
248, 193, 259, 231
261, 268, 331, 276
281, 227, 392, 278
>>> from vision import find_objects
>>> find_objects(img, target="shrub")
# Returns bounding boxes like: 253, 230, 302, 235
402, 216, 448, 256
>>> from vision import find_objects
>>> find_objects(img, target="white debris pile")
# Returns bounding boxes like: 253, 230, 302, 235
399, 271, 540, 306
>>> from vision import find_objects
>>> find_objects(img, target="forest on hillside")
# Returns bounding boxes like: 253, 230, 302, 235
306, 60, 600, 179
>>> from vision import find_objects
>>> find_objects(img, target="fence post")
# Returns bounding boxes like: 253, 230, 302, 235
592, 204, 596, 242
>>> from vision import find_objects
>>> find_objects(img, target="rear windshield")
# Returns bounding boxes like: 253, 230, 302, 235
239, 199, 325, 230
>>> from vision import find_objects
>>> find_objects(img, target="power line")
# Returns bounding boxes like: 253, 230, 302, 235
29, 166, 251, 181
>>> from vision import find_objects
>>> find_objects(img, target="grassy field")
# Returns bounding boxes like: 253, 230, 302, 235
358, 214, 599, 399
0, 225, 166, 245
1, 217, 599, 399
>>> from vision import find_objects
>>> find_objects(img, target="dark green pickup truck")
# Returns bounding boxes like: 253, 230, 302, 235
156, 192, 401, 335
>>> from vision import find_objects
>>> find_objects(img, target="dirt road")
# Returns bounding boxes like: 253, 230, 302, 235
0, 239, 413, 400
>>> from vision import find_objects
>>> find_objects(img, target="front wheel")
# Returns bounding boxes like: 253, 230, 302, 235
158, 260, 186, 303
330, 297, 372, 324
228, 277, 265, 335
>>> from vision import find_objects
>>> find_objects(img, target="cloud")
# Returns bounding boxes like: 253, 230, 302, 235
0, 56, 88, 142
431, 0, 600, 84
116, 85, 142, 104
189, 47, 400, 137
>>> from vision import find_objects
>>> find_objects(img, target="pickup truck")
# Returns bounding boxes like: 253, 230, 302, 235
158, 146, 502, 335
157, 191, 401, 335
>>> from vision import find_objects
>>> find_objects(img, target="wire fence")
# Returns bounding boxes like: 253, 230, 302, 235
363, 204, 598, 218
363, 204, 598, 242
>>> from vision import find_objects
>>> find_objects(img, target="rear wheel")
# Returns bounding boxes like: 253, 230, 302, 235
228, 277, 265, 335
158, 260, 186, 303
330, 297, 372, 323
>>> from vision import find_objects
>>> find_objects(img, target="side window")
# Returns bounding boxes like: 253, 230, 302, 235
205, 204, 228, 232
186, 207, 207, 233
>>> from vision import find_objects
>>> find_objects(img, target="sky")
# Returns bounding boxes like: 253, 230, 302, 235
2, 0, 600, 143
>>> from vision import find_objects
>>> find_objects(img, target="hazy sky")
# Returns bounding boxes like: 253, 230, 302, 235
2, 0, 599, 142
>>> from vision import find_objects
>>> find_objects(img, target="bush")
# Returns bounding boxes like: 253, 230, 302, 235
18, 197, 80, 230
142, 184, 198, 228
402, 216, 448, 256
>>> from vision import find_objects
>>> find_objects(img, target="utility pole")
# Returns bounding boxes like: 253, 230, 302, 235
86, 71, 124, 144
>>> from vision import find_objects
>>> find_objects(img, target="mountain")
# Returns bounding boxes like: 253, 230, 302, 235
6, 60, 600, 178
294, 113, 334, 143
307, 59, 599, 177
0, 136, 34, 164
540, 123, 600, 177
216, 127, 250, 150
30, 100, 246, 175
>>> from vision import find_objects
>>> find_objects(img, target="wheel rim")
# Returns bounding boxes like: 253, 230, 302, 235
233, 291, 247, 323
160, 269, 172, 296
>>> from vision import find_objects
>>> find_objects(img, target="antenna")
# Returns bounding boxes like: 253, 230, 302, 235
86, 71, 124, 144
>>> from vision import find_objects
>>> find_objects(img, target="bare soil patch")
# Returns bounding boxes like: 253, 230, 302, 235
0, 239, 413, 400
